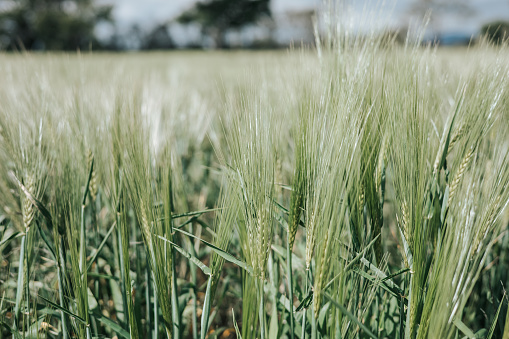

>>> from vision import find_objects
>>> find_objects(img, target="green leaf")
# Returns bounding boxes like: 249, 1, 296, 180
156, 235, 211, 275
172, 228, 254, 275
271, 244, 305, 270
38, 295, 87, 324
295, 290, 313, 312
200, 278, 213, 339
90, 310, 130, 339
0, 231, 22, 248
37, 221, 57, 261
437, 95, 461, 172
324, 293, 377, 339
269, 304, 279, 339
0, 322, 23, 339
360, 257, 402, 294
83, 157, 94, 205
14, 235, 26, 323
453, 318, 476, 338
324, 235, 381, 292
87, 221, 117, 271
171, 208, 223, 219
381, 268, 410, 283
487, 295, 504, 339
232, 309, 242, 339
352, 268, 403, 300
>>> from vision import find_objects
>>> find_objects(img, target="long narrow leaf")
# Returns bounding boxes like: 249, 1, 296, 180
90, 310, 130, 339
87, 221, 117, 271
172, 228, 254, 275
156, 235, 211, 275
200, 278, 213, 339
38, 295, 87, 324
323, 293, 377, 339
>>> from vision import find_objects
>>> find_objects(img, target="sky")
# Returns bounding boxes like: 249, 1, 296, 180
107, 0, 509, 36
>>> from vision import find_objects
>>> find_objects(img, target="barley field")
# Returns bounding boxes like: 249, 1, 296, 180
0, 33, 509, 339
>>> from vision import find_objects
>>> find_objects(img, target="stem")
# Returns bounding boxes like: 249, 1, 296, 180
57, 262, 69, 339
172, 248, 180, 339
311, 299, 317, 339
190, 224, 198, 339
302, 269, 309, 339
154, 280, 159, 339
168, 208, 179, 339
80, 203, 91, 336
258, 279, 265, 339
191, 289, 198, 339
287, 235, 295, 339
116, 216, 129, 326
200, 278, 213, 339
146, 259, 152, 339
14, 235, 26, 329
405, 274, 413, 339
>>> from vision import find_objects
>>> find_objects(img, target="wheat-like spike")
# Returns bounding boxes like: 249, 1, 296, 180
449, 147, 475, 205
87, 150, 98, 201
288, 189, 303, 250
22, 174, 35, 232
396, 214, 410, 268
275, 155, 283, 197
401, 199, 411, 250
446, 124, 465, 155
139, 200, 152, 248
472, 196, 501, 255
305, 208, 316, 270
375, 134, 387, 190
258, 211, 266, 279
358, 183, 365, 215
313, 227, 331, 320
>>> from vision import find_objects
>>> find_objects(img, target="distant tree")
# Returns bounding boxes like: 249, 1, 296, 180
142, 24, 175, 50
481, 21, 509, 44
0, 0, 112, 50
178, 0, 271, 48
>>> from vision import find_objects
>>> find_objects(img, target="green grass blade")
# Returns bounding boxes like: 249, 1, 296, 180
36, 221, 57, 261
487, 295, 504, 339
171, 208, 223, 219
156, 235, 211, 275
38, 295, 87, 324
172, 228, 254, 275
13, 235, 25, 326
232, 309, 242, 339
200, 278, 213, 339
90, 310, 130, 339
82, 157, 94, 206
87, 221, 117, 271
0, 231, 22, 248
453, 318, 476, 338
323, 293, 377, 339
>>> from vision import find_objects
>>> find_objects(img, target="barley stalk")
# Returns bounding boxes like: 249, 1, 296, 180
448, 147, 475, 205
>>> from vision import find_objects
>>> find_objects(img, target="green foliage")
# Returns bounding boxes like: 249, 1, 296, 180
178, 0, 271, 48
481, 21, 509, 44
0, 0, 112, 50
